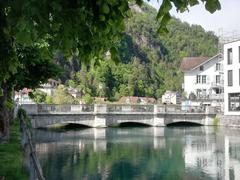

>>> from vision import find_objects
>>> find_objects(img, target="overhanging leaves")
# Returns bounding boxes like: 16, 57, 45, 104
157, 0, 221, 34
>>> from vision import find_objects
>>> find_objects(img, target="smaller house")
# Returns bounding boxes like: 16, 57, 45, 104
68, 88, 83, 98
15, 88, 35, 104
38, 79, 60, 96
162, 91, 180, 105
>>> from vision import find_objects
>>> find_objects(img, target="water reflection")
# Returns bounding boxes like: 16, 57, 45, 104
33, 127, 240, 180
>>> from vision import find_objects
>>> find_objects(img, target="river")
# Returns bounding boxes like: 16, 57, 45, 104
33, 126, 240, 180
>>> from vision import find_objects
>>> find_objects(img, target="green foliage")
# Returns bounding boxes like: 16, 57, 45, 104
0, 0, 221, 88
82, 94, 94, 105
17, 108, 32, 128
52, 85, 75, 104
10, 45, 62, 91
213, 117, 219, 126
29, 90, 47, 104
29, 89, 53, 104
157, 0, 221, 34
45, 96, 53, 104
59, 3, 218, 101
0, 121, 28, 179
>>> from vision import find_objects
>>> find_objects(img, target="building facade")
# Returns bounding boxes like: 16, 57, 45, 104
224, 40, 240, 115
38, 79, 60, 96
181, 54, 223, 100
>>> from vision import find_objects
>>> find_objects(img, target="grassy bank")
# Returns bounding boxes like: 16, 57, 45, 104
0, 121, 28, 179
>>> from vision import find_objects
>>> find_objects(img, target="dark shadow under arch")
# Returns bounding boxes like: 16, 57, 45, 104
46, 123, 92, 130
119, 122, 151, 127
166, 121, 203, 127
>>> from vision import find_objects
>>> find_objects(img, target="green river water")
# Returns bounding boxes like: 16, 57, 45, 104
33, 126, 240, 180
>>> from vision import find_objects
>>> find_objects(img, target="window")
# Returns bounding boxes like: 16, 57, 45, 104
202, 75, 206, 84
228, 70, 233, 86
196, 89, 201, 98
228, 48, 233, 64
196, 75, 201, 84
229, 93, 240, 111
216, 63, 221, 71
216, 75, 220, 84
200, 66, 204, 71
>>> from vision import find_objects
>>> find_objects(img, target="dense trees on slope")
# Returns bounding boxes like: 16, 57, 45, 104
61, 3, 218, 101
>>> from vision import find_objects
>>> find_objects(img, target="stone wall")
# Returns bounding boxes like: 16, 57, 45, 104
217, 114, 240, 127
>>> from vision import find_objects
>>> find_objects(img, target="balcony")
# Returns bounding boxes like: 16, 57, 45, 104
196, 93, 224, 101
211, 80, 224, 88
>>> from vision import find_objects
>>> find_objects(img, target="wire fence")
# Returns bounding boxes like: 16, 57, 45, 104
18, 109, 45, 180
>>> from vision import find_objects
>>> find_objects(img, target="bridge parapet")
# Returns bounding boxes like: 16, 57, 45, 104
21, 104, 220, 128
21, 104, 220, 115
107, 104, 154, 113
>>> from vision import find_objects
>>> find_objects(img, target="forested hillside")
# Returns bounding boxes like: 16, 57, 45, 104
57, 3, 218, 101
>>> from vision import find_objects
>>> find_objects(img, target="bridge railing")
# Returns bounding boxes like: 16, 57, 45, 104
154, 105, 217, 114
107, 104, 154, 113
37, 104, 94, 113
21, 104, 221, 115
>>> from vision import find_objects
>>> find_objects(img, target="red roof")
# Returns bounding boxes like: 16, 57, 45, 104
21, 88, 33, 94
180, 57, 210, 72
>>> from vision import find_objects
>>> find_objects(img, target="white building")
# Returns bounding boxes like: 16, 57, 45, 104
181, 54, 223, 100
38, 79, 60, 96
224, 40, 240, 115
15, 88, 35, 104
162, 91, 180, 105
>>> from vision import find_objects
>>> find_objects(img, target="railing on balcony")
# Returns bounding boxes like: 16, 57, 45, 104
196, 93, 224, 101
211, 80, 224, 87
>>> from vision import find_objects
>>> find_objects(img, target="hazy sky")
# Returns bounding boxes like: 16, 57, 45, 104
146, 0, 240, 36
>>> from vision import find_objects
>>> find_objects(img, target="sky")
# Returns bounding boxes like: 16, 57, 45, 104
146, 0, 240, 37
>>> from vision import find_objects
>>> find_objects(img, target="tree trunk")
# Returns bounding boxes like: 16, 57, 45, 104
0, 85, 13, 141
0, 2, 15, 141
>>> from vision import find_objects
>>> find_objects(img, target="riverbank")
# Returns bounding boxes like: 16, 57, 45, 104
0, 121, 28, 179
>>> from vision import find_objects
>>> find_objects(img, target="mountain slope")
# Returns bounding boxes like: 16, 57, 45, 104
58, 3, 219, 100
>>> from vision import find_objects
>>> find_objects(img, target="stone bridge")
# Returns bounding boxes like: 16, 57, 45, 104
21, 104, 218, 128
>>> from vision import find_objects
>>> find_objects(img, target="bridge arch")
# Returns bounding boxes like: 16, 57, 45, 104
118, 122, 152, 127
166, 121, 203, 126
46, 123, 92, 129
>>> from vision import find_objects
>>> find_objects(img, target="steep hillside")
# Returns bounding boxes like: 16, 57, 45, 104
120, 3, 218, 64
57, 3, 219, 100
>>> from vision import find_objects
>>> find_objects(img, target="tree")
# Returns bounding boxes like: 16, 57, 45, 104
0, 0, 221, 139
29, 90, 47, 104
52, 85, 75, 104
0, 45, 60, 139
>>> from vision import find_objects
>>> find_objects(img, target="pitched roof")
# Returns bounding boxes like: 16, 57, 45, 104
180, 57, 210, 72
21, 88, 33, 94
118, 96, 156, 104
119, 96, 140, 104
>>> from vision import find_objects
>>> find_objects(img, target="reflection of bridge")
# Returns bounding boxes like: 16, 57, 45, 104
22, 104, 218, 128
33, 127, 166, 153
